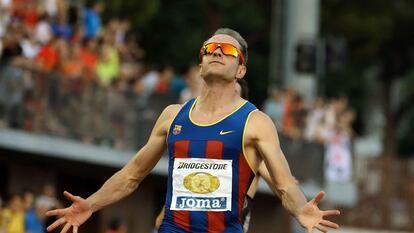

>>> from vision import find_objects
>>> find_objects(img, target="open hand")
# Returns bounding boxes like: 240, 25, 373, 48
297, 191, 340, 233
46, 191, 92, 233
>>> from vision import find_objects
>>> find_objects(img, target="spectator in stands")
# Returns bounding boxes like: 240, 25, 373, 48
22, 189, 35, 211
40, 0, 65, 20
21, 1, 39, 29
179, 64, 202, 103
324, 109, 355, 183
281, 88, 296, 135
20, 34, 40, 59
324, 97, 348, 131
291, 95, 307, 139
304, 97, 326, 143
168, 72, 187, 96
154, 65, 174, 94
35, 37, 60, 72
0, 193, 3, 233
96, 44, 120, 86
0, 30, 23, 64
51, 14, 72, 41
0, 193, 24, 233
35, 14, 53, 45
0, 58, 26, 128
263, 88, 285, 131
107, 79, 128, 149
60, 42, 83, 79
37, 184, 61, 233
0, 2, 11, 39
42, 0, 58, 19
25, 198, 48, 233
83, 2, 103, 39
79, 38, 98, 80
35, 184, 58, 211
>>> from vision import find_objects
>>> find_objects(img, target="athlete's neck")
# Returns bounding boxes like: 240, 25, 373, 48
197, 80, 242, 114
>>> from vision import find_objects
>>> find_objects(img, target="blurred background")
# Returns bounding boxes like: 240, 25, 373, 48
0, 0, 413, 232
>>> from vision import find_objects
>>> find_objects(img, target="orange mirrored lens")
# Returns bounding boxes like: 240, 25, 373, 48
200, 43, 245, 64
220, 44, 239, 57
203, 43, 238, 57
204, 43, 218, 54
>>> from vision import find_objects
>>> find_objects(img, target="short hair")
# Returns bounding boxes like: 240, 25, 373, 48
212, 28, 248, 65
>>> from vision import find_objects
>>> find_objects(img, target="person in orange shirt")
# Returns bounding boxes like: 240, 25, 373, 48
36, 38, 60, 72
79, 38, 98, 80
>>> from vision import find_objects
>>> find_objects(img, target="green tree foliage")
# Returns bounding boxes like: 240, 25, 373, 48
102, 0, 161, 27
103, 0, 271, 104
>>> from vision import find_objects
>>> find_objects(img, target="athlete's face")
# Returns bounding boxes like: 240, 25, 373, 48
200, 34, 246, 82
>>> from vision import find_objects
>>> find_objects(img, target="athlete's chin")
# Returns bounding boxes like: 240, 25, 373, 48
202, 70, 227, 79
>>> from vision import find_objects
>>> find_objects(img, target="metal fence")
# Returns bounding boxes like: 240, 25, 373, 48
0, 64, 179, 149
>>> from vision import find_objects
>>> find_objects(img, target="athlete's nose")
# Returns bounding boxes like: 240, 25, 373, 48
212, 47, 223, 58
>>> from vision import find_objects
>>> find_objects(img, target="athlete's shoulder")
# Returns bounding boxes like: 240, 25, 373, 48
246, 110, 277, 138
155, 104, 183, 134
249, 110, 274, 125
161, 104, 182, 119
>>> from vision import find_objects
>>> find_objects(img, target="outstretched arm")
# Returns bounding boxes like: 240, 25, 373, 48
85, 104, 176, 212
46, 104, 181, 233
256, 162, 281, 198
247, 111, 340, 232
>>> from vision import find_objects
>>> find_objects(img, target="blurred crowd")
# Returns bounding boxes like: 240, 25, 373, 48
0, 184, 60, 233
0, 0, 196, 149
0, 0, 357, 185
0, 184, 132, 233
0, 0, 358, 185
263, 89, 355, 182
2, 1, 414, 233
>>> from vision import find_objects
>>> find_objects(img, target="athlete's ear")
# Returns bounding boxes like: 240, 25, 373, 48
236, 65, 246, 79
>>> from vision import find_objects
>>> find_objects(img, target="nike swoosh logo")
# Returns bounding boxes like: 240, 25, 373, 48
220, 130, 235, 135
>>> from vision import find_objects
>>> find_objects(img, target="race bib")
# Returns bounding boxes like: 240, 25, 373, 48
170, 158, 232, 211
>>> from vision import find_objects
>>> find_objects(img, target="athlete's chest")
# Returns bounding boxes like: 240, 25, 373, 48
190, 108, 236, 125
168, 116, 243, 155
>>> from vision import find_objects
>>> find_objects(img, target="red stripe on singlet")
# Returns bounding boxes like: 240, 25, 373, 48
205, 140, 226, 233
238, 152, 253, 222
173, 140, 191, 232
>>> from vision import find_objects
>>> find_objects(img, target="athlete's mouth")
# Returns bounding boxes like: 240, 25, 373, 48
209, 61, 225, 65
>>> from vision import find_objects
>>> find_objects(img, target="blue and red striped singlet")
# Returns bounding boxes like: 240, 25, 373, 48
159, 97, 258, 233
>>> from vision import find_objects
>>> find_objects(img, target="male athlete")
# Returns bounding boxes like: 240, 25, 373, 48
46, 28, 340, 233
153, 79, 256, 233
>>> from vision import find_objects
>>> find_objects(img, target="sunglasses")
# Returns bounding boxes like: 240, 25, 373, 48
199, 42, 245, 65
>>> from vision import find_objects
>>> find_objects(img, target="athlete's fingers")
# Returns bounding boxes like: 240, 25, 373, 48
311, 191, 325, 205
321, 219, 339, 229
73, 226, 78, 233
307, 227, 313, 233
46, 208, 66, 217
322, 210, 340, 216
60, 223, 71, 233
47, 217, 66, 232
64, 191, 79, 202
316, 224, 328, 233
